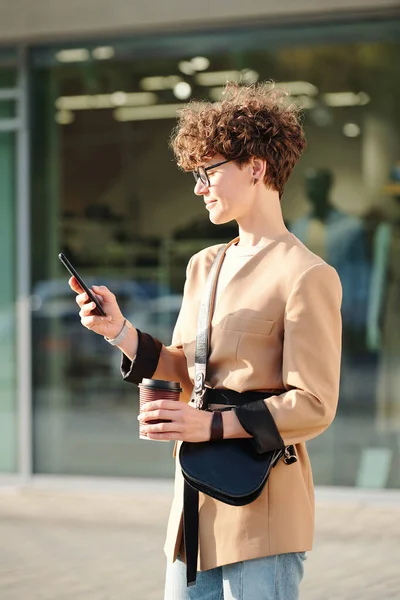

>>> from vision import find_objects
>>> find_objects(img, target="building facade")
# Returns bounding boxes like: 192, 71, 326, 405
1, 1, 400, 489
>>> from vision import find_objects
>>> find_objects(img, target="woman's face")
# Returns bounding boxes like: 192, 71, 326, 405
193, 154, 256, 225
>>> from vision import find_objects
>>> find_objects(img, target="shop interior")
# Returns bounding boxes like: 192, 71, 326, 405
29, 23, 400, 485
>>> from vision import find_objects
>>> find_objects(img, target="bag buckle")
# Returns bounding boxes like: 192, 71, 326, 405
193, 390, 206, 410
193, 373, 206, 409
283, 445, 297, 465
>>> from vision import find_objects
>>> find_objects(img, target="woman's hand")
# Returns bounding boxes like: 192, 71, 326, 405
139, 400, 213, 443
69, 276, 125, 339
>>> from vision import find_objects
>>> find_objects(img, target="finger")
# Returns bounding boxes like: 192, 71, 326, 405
91, 291, 104, 304
69, 276, 84, 294
146, 432, 179, 441
92, 285, 116, 303
74, 288, 103, 307
139, 409, 175, 423
75, 292, 89, 308
142, 421, 179, 434
79, 302, 98, 318
140, 399, 182, 412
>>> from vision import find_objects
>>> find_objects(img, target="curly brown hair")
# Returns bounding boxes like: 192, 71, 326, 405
170, 81, 306, 198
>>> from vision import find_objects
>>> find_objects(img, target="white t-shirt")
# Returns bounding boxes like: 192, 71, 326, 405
215, 243, 267, 303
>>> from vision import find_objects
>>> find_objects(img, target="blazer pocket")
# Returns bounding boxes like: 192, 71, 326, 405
222, 315, 275, 336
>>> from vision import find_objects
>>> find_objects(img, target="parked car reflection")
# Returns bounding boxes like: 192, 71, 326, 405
128, 294, 183, 346
31, 278, 172, 389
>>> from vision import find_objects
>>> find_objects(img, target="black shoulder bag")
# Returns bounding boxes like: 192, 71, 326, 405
179, 245, 297, 587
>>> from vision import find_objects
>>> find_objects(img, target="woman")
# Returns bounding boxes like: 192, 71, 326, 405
70, 82, 342, 599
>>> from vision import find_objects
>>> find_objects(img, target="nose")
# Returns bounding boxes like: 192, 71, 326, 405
194, 178, 209, 196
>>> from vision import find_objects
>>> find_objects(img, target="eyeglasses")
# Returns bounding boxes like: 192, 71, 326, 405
192, 159, 231, 187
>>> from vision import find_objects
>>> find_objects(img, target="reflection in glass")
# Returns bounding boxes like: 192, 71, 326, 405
30, 25, 400, 486
0, 127, 17, 472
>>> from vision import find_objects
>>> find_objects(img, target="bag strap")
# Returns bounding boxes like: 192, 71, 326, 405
184, 244, 226, 587
193, 245, 227, 409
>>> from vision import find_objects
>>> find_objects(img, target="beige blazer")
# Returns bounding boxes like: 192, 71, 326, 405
152, 233, 342, 571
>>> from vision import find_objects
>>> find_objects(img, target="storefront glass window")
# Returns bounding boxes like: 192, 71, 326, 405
30, 19, 400, 485
0, 63, 17, 473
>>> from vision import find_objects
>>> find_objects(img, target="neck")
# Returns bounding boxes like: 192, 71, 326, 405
236, 187, 289, 247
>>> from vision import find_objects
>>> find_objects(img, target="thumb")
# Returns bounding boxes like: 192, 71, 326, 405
92, 285, 115, 301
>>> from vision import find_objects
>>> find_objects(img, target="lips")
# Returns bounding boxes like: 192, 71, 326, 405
205, 200, 217, 208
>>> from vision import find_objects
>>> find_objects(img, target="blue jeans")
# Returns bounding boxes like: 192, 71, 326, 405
164, 552, 306, 600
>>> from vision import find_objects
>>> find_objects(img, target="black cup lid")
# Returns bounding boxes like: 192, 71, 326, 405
140, 378, 182, 392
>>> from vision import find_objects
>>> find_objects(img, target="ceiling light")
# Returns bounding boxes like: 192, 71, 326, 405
173, 82, 192, 100
140, 75, 182, 91
178, 61, 196, 76
208, 87, 225, 101
55, 95, 110, 110
241, 69, 259, 84
343, 123, 361, 137
110, 91, 128, 106
276, 81, 318, 96
190, 56, 210, 71
195, 69, 259, 87
293, 95, 316, 109
309, 105, 333, 127
55, 110, 74, 125
323, 92, 370, 107
55, 49, 90, 63
114, 104, 185, 122
195, 70, 242, 86
55, 92, 157, 111
92, 46, 115, 60
357, 92, 370, 105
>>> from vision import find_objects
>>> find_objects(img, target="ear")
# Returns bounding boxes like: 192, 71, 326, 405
251, 157, 266, 182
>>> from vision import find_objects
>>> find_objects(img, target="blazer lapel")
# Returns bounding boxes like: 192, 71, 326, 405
211, 234, 292, 325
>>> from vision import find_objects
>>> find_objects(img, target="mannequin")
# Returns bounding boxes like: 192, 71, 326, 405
290, 168, 373, 413
304, 168, 335, 219
291, 168, 370, 350
367, 163, 400, 434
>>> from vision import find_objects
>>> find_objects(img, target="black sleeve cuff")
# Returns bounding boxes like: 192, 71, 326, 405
235, 399, 285, 454
120, 329, 163, 385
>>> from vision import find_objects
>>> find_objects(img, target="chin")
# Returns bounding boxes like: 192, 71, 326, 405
209, 212, 232, 226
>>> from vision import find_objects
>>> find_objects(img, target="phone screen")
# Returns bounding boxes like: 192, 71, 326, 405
58, 253, 107, 317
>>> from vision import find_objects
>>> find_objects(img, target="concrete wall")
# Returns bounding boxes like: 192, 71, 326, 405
0, 0, 399, 45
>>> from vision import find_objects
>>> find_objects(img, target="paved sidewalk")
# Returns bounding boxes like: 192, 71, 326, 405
0, 484, 399, 599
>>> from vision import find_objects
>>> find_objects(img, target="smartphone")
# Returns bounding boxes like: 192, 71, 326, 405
58, 253, 107, 317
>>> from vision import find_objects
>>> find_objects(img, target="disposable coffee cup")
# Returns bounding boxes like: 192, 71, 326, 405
138, 378, 182, 441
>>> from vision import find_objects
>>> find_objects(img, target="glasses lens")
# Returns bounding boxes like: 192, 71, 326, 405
198, 167, 208, 186
193, 167, 209, 186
